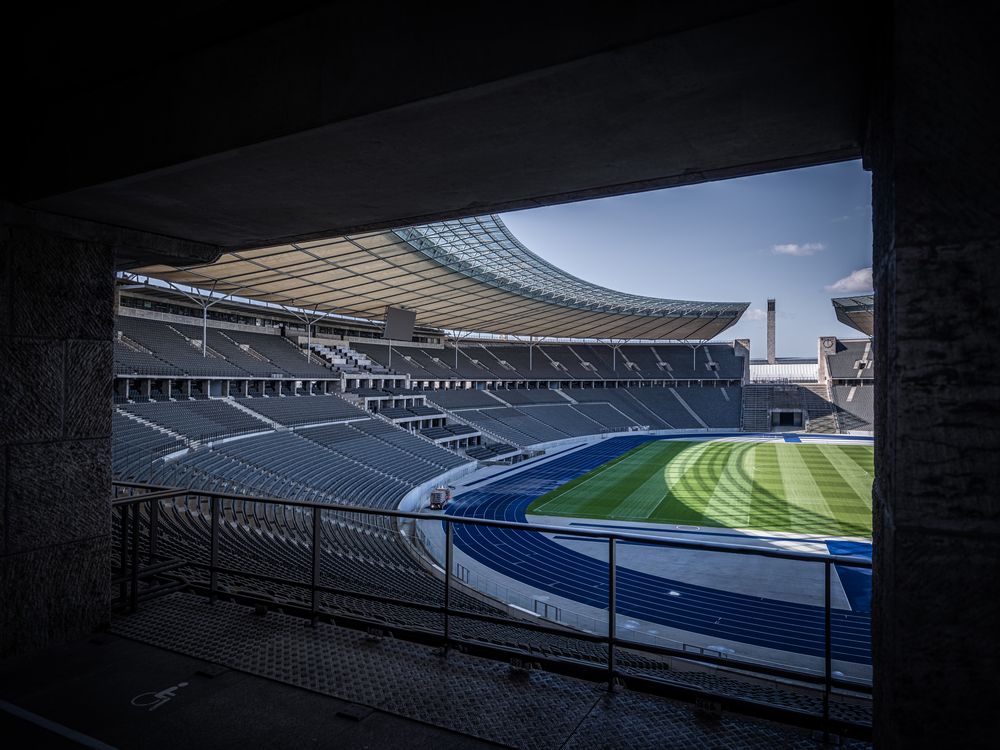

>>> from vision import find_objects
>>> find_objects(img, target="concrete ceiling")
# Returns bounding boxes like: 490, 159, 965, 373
8, 1, 871, 258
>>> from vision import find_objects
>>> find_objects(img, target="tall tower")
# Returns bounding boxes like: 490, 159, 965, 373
766, 298, 776, 364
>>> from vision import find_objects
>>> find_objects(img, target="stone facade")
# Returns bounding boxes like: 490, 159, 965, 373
0, 222, 115, 657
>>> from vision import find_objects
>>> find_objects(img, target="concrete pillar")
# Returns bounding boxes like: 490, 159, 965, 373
0, 222, 113, 658
817, 337, 836, 384
869, 4, 1000, 745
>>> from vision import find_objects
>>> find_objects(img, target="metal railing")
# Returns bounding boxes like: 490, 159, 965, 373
111, 480, 871, 739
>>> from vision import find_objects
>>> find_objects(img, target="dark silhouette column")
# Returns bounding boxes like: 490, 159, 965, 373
0, 219, 114, 657
870, 2, 999, 745
0, 207, 219, 658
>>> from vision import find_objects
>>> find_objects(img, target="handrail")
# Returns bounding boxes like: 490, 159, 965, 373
112, 481, 870, 568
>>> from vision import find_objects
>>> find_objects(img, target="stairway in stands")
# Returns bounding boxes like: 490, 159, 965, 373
740, 385, 772, 432
311, 343, 395, 376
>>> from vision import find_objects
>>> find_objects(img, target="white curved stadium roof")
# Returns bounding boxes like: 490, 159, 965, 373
137, 215, 748, 340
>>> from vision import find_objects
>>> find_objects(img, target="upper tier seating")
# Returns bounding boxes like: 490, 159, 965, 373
443, 344, 505, 378
114, 339, 184, 376
204, 327, 285, 377
115, 316, 746, 384
118, 316, 249, 377
223, 329, 335, 378
476, 345, 565, 379
116, 316, 337, 378
351, 343, 439, 379
826, 340, 875, 380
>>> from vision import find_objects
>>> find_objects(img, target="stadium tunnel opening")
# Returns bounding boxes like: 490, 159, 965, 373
2, 2, 998, 748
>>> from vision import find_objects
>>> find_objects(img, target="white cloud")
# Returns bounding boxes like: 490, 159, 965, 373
743, 308, 767, 321
826, 267, 873, 293
772, 242, 825, 256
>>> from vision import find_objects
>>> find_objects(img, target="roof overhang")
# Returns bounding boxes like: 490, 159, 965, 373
135, 215, 748, 341
832, 295, 874, 336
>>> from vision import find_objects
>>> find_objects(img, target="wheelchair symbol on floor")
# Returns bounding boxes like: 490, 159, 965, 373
130, 681, 189, 712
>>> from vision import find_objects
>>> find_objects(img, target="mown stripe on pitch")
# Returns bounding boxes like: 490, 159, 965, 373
597, 442, 689, 519
798, 445, 871, 530
819, 445, 873, 513
777, 444, 841, 535
699, 441, 757, 529
838, 444, 876, 476
747, 444, 794, 532
531, 441, 682, 517
528, 443, 652, 515
662, 441, 733, 524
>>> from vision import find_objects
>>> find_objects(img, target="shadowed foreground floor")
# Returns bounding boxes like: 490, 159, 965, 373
1, 592, 871, 749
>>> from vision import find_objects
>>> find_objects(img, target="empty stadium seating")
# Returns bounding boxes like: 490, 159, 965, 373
118, 316, 250, 378
826, 339, 874, 381
120, 399, 269, 440
493, 389, 569, 405
425, 389, 502, 409
235, 395, 368, 426
115, 314, 338, 379
114, 315, 751, 393
832, 385, 875, 431
114, 396, 472, 506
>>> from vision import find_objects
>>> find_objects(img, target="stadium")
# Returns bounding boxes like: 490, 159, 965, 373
105, 214, 875, 741
3, 5, 995, 749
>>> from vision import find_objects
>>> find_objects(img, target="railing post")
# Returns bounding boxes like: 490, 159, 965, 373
148, 495, 160, 564
443, 519, 453, 651
130, 501, 140, 612
608, 536, 617, 691
311, 506, 322, 625
118, 505, 129, 604
823, 558, 832, 741
209, 495, 219, 603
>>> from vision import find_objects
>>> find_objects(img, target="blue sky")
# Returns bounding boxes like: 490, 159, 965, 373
499, 160, 873, 358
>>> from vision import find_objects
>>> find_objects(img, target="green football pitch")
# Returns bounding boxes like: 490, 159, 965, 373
527, 440, 873, 537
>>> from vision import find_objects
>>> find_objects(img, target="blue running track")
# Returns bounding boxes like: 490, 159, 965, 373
445, 436, 872, 665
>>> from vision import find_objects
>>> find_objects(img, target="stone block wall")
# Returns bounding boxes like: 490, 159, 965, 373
0, 223, 114, 657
